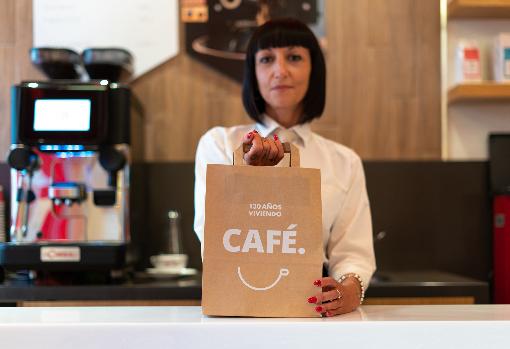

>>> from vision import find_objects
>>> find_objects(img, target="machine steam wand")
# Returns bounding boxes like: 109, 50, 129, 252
7, 147, 40, 242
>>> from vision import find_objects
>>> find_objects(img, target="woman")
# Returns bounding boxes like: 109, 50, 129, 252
194, 18, 376, 316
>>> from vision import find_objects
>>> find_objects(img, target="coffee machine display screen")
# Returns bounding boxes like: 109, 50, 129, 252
15, 83, 109, 146
34, 99, 91, 132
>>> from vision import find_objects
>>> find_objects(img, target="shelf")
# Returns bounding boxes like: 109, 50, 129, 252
448, 0, 510, 19
448, 83, 510, 104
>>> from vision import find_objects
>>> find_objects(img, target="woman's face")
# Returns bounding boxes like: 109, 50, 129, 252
255, 46, 311, 115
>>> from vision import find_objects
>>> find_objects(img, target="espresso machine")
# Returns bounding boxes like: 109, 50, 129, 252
0, 48, 133, 281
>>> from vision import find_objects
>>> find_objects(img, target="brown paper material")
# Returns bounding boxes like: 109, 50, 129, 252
202, 144, 323, 317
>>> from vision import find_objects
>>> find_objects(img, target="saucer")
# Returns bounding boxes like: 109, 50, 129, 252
146, 267, 198, 278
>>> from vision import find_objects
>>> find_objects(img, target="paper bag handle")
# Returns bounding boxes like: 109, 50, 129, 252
233, 142, 300, 167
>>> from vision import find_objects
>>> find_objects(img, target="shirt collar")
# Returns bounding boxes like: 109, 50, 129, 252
255, 114, 312, 146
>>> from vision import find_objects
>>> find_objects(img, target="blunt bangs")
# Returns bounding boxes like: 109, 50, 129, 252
254, 23, 318, 54
242, 18, 326, 125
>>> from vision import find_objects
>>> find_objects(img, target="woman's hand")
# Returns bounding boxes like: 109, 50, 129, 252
307, 276, 362, 317
242, 130, 284, 166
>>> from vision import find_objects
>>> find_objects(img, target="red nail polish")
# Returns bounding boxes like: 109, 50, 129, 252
315, 306, 323, 313
273, 134, 279, 141
326, 311, 332, 317
307, 296, 317, 304
313, 279, 321, 287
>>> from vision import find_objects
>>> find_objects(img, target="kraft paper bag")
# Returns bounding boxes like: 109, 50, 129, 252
202, 143, 323, 317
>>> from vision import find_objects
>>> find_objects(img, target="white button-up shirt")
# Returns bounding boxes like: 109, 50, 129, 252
194, 116, 376, 287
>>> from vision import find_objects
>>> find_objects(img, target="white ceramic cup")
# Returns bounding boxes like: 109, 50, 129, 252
150, 254, 188, 271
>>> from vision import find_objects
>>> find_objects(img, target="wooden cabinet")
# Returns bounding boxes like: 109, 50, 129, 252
448, 83, 510, 103
448, 0, 510, 19
16, 297, 475, 307
18, 300, 201, 307
364, 297, 474, 305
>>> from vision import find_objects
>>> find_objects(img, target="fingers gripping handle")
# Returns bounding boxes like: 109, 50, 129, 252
233, 142, 300, 167
241, 142, 291, 154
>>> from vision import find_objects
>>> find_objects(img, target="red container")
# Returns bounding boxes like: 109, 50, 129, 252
494, 194, 510, 303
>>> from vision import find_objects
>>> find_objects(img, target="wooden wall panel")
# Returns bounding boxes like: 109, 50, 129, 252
0, 0, 43, 160
0, 0, 14, 45
0, 0, 441, 161
0, 0, 15, 158
14, 0, 41, 81
0, 48, 14, 151
313, 0, 441, 159
131, 54, 245, 161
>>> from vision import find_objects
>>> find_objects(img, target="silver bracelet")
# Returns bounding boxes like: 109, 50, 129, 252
339, 273, 365, 305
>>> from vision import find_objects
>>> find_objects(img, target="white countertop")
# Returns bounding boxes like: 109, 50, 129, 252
1, 305, 510, 348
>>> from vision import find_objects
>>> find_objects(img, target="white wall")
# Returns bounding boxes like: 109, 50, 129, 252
33, 0, 180, 78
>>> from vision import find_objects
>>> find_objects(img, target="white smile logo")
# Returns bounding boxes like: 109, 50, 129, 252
237, 267, 289, 291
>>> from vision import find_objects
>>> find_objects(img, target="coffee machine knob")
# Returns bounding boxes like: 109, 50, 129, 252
7, 147, 40, 172
99, 147, 126, 172
99, 147, 126, 188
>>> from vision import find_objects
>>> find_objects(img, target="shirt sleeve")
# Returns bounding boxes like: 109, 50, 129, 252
193, 128, 231, 248
326, 154, 376, 288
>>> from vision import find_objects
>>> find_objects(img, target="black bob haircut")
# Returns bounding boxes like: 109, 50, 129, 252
242, 17, 326, 124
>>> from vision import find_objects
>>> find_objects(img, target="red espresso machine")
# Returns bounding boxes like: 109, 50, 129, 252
0, 48, 133, 283
490, 134, 510, 303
